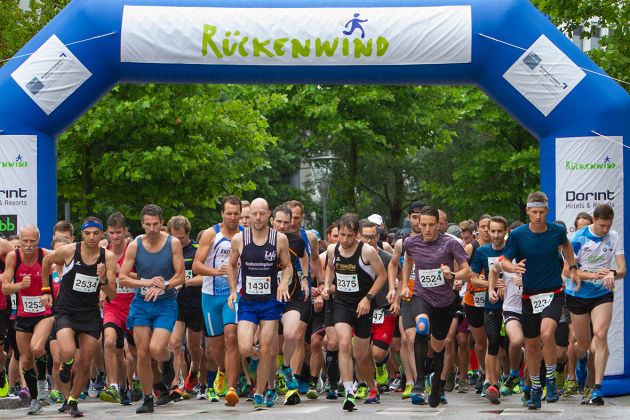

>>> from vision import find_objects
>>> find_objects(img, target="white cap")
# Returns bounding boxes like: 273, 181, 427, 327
368, 214, 383, 225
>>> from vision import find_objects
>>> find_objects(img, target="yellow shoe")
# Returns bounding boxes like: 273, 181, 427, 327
214, 370, 227, 397
402, 383, 413, 399
0, 370, 8, 398
224, 387, 239, 407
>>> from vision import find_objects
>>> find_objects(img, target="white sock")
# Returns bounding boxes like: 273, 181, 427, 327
111, 383, 119, 391
344, 381, 353, 395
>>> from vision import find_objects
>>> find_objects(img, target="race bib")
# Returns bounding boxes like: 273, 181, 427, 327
21, 295, 45, 314
336, 273, 359, 293
116, 279, 134, 294
372, 308, 385, 324
185, 269, 193, 280
473, 291, 486, 307
246, 276, 272, 295
140, 278, 165, 296
487, 257, 498, 271
72, 273, 99, 293
417, 269, 445, 288
530, 292, 554, 314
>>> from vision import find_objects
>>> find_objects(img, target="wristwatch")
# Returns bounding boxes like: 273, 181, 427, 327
99, 278, 108, 286
569, 264, 578, 271
365, 293, 374, 302
163, 281, 170, 291
611, 269, 617, 278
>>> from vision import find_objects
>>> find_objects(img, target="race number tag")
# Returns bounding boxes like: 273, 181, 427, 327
21, 295, 45, 314
140, 278, 165, 296
372, 308, 385, 324
116, 279, 134, 294
72, 273, 99, 293
185, 269, 193, 280
336, 273, 359, 293
530, 292, 554, 314
417, 269, 445, 288
473, 291, 486, 307
246, 276, 271, 295
488, 257, 498, 271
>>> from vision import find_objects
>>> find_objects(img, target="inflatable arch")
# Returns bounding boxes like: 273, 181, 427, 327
0, 0, 629, 393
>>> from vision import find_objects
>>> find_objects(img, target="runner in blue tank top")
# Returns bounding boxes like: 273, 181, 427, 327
226, 198, 292, 410
119, 204, 185, 414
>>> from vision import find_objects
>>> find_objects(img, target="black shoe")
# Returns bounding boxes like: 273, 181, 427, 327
475, 373, 485, 394
58, 400, 68, 413
428, 374, 441, 408
68, 400, 83, 417
136, 396, 155, 414
162, 353, 175, 388
60, 361, 73, 384
156, 392, 171, 406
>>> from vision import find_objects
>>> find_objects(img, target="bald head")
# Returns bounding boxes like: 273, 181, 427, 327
250, 198, 269, 212
250, 198, 270, 231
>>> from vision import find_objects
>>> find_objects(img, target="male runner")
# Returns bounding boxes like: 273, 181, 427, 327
226, 198, 292, 410
193, 196, 243, 405
403, 206, 470, 408
41, 217, 118, 417
565, 204, 625, 405
321, 213, 387, 411
240, 200, 251, 228
119, 204, 185, 413
2, 225, 53, 414
502, 191, 579, 409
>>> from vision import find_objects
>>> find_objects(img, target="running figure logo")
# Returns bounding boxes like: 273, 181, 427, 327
604, 156, 611, 164
15, 154, 22, 162
343, 13, 368, 39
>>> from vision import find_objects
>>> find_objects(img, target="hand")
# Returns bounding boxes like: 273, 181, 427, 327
150, 276, 165, 289
498, 287, 505, 300
489, 289, 498, 304
389, 299, 400, 316
440, 264, 453, 279
311, 286, 321, 298
514, 259, 526, 275
401, 286, 410, 300
97, 263, 106, 281
227, 291, 238, 310
321, 285, 330, 300
21, 274, 31, 290
99, 290, 107, 304
569, 269, 581, 293
215, 265, 228, 276
301, 280, 310, 302
453, 279, 463, 292
603, 272, 615, 290
40, 294, 52, 308
596, 268, 610, 277
277, 282, 290, 303
144, 286, 163, 302
496, 279, 505, 289
356, 297, 371, 317
386, 288, 396, 304
313, 296, 324, 312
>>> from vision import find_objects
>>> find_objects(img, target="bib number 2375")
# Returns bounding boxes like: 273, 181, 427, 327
336, 273, 359, 293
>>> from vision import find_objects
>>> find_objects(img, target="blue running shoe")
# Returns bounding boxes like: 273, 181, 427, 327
576, 354, 588, 389
253, 394, 266, 410
298, 379, 309, 395
587, 388, 604, 406
326, 389, 338, 400
265, 389, 278, 407
527, 387, 542, 410
411, 391, 428, 405
280, 365, 298, 390
546, 379, 559, 403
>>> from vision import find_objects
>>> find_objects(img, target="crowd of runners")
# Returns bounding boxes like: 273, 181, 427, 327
0, 191, 624, 416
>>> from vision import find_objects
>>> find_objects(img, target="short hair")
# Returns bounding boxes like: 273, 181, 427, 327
53, 220, 74, 235
284, 200, 304, 213
593, 204, 614, 220
527, 191, 548, 204
51, 236, 71, 249
81, 216, 103, 228
359, 219, 378, 232
272, 205, 292, 219
7, 234, 19, 241
509, 220, 524, 230
419, 206, 439, 222
241, 200, 250, 208
489, 216, 509, 231
221, 195, 242, 212
338, 213, 360, 233
478, 214, 492, 223
107, 212, 126, 228
573, 212, 593, 229
459, 220, 475, 233
326, 222, 339, 237
20, 224, 40, 239
141, 204, 163, 221
167, 215, 191, 234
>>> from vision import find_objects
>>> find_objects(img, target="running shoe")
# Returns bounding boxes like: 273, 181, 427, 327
225, 386, 239, 406
444, 367, 458, 392
401, 383, 414, 399
196, 384, 207, 400
155, 390, 171, 406
546, 379, 559, 403
527, 387, 542, 410
87, 380, 99, 398
36, 378, 49, 401
580, 387, 592, 405
93, 370, 106, 391
375, 364, 388, 386
556, 371, 566, 389
0, 371, 9, 398
284, 388, 301, 405
58, 400, 68, 413
275, 370, 288, 394
337, 383, 346, 398
59, 360, 73, 384
576, 355, 588, 389
253, 393, 266, 410
485, 384, 500, 404
184, 372, 199, 393
169, 386, 183, 402
48, 389, 63, 404
355, 382, 368, 400
136, 396, 154, 414
214, 370, 227, 397
475, 373, 485, 394
306, 380, 319, 399
440, 390, 448, 404
130, 379, 142, 402
563, 379, 578, 397
206, 387, 220, 402
587, 388, 604, 406
500, 376, 519, 396
99, 385, 120, 403
428, 371, 441, 408
298, 379, 309, 394
326, 389, 338, 400
161, 353, 175, 390
280, 365, 298, 391
481, 381, 490, 398
456, 377, 470, 393
18, 386, 31, 404
342, 393, 356, 411
521, 386, 531, 406
364, 389, 380, 404
389, 377, 403, 392
411, 391, 428, 405
68, 399, 83, 417
27, 399, 43, 415
243, 384, 254, 401
266, 388, 279, 407
120, 388, 132, 406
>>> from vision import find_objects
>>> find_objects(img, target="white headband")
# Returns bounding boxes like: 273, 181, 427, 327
527, 201, 548, 208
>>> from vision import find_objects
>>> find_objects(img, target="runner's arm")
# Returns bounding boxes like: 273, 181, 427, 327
613, 254, 626, 279
226, 233, 242, 295
192, 228, 219, 277
167, 237, 185, 289
1, 251, 20, 294
307, 231, 325, 284
119, 240, 145, 288
101, 250, 118, 300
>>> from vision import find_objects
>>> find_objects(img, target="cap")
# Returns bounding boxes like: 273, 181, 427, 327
408, 201, 426, 214
368, 214, 383, 225
447, 224, 462, 238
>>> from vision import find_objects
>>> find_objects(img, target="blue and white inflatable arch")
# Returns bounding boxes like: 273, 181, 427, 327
0, 0, 629, 393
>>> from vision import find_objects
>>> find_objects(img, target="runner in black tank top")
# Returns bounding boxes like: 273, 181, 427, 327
321, 213, 387, 411
41, 217, 117, 417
